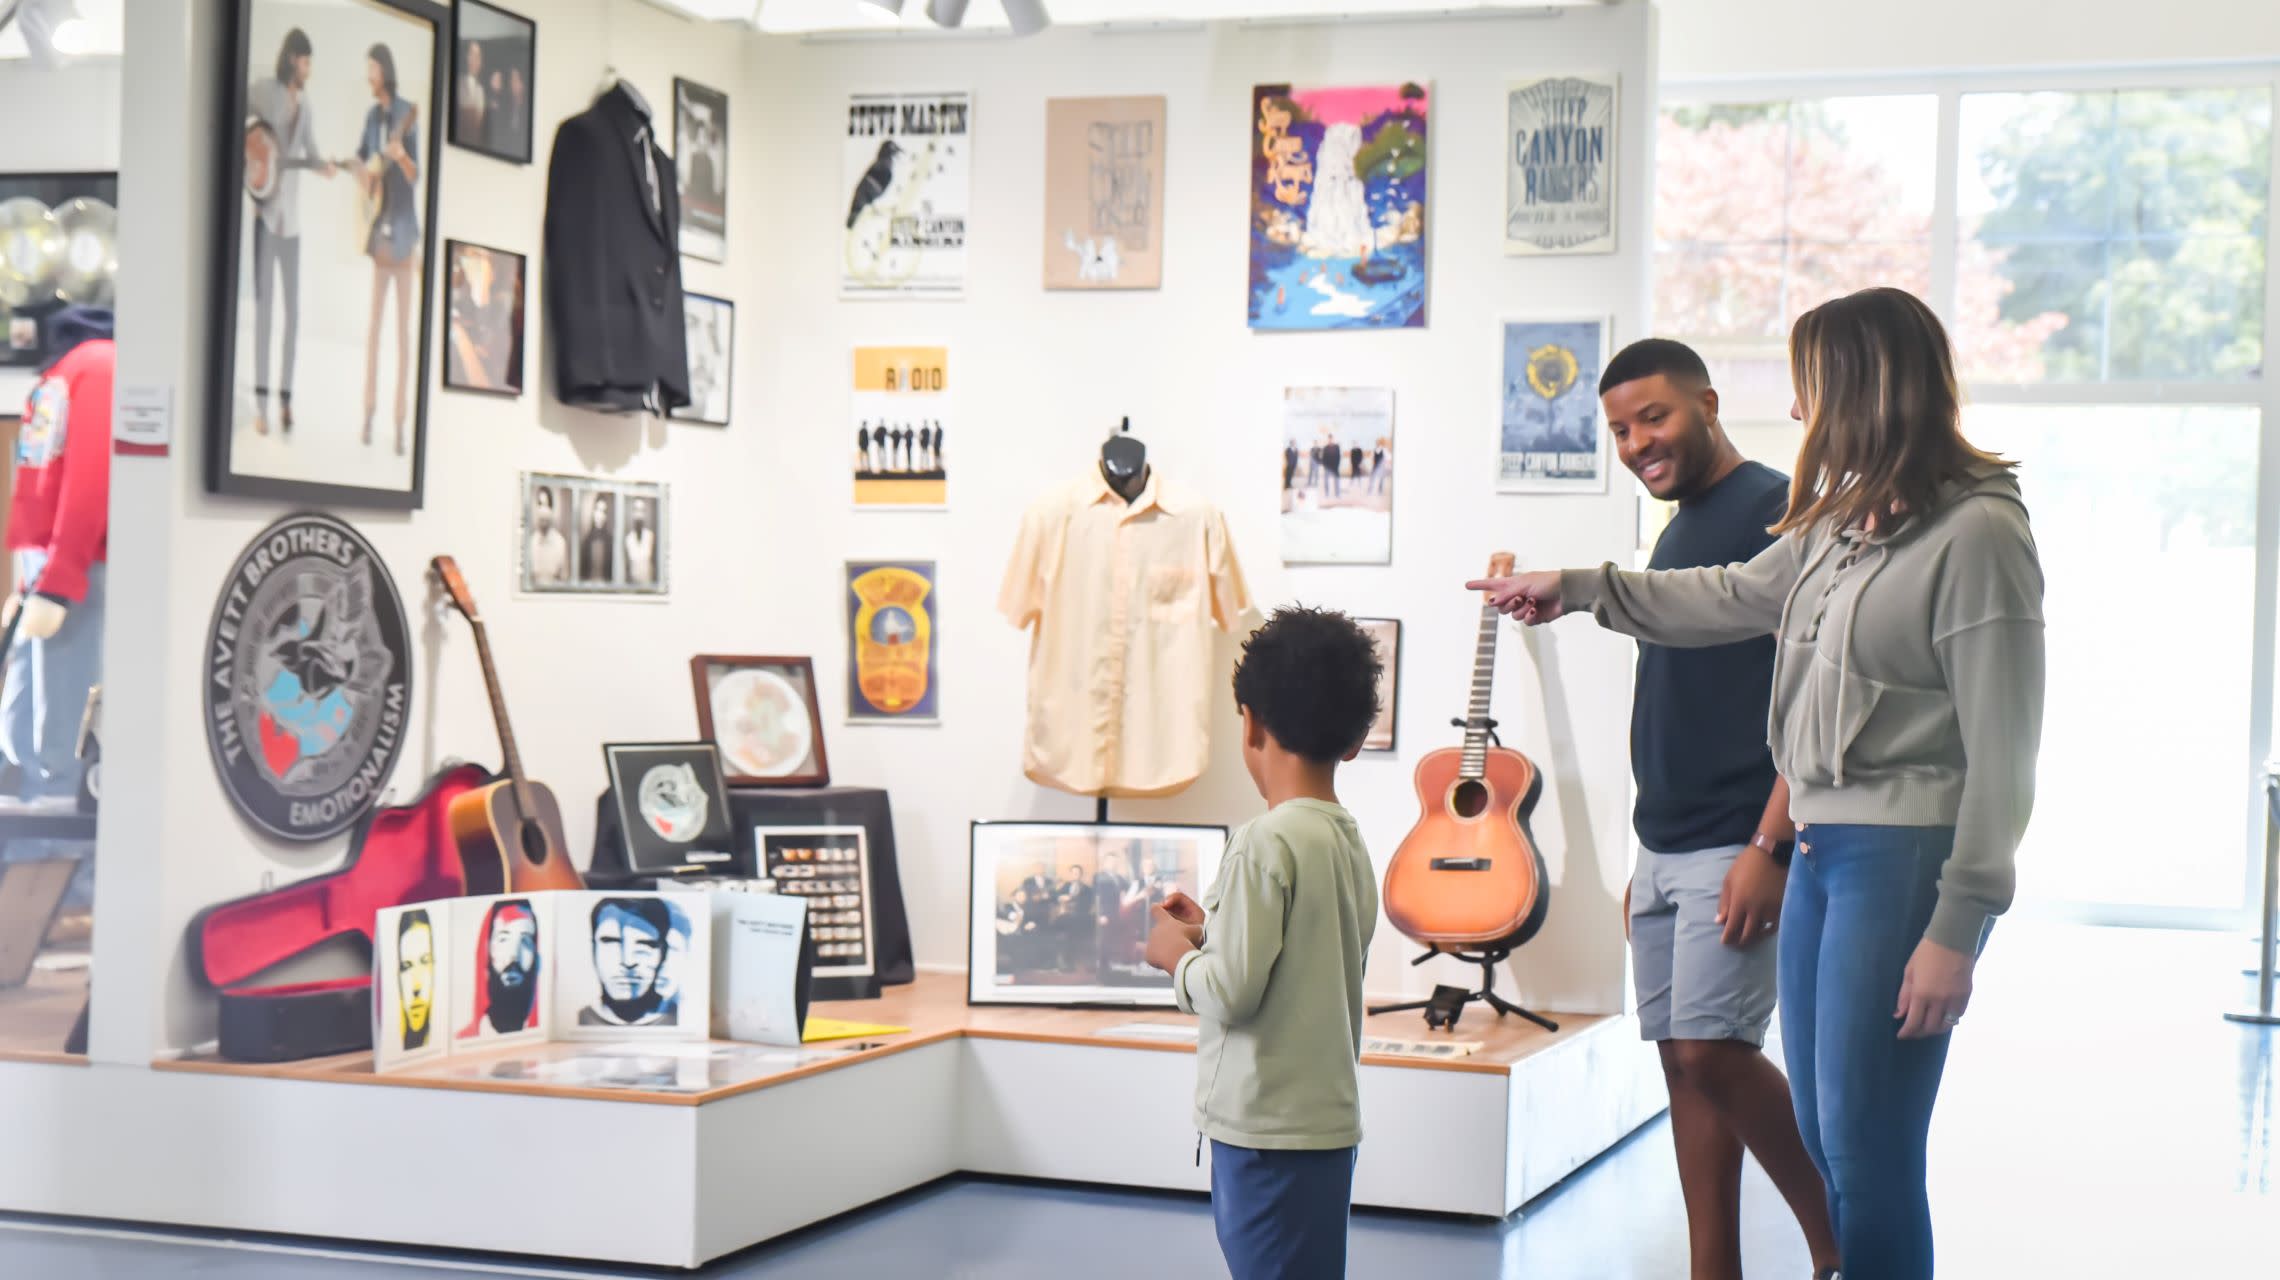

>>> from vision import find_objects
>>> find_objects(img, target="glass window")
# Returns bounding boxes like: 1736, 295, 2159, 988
1968, 404, 2260, 910
1655, 96, 1939, 343
1957, 88, 2273, 383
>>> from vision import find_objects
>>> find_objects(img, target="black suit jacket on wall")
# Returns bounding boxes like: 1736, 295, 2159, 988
544, 86, 690, 414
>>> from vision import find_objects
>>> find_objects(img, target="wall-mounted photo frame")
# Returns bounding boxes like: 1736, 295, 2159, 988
517, 471, 669, 598
602, 742, 736, 874
449, 0, 537, 165
671, 292, 733, 426
674, 77, 728, 262
442, 239, 524, 396
690, 655, 830, 788
215, 0, 448, 509
967, 821, 1227, 1008
1357, 617, 1400, 752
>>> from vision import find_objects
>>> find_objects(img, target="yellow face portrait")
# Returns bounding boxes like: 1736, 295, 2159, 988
397, 919, 435, 1040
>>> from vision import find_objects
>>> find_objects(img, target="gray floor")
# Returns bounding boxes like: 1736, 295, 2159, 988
1, 921, 2272, 1277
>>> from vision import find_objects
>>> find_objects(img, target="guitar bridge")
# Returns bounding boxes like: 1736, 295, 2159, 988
1428, 857, 1491, 872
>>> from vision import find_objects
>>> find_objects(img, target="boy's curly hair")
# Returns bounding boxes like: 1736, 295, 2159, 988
1231, 606, 1383, 764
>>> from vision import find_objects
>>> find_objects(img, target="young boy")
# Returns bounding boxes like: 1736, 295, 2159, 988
1144, 606, 1383, 1280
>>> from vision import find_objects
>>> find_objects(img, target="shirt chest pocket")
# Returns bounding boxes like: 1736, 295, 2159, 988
1145, 565, 1201, 624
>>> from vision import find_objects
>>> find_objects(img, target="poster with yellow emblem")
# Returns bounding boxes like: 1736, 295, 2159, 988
845, 561, 939, 725
1498, 318, 1609, 494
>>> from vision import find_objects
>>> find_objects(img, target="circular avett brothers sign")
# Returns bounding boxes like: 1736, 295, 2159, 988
205, 513, 412, 842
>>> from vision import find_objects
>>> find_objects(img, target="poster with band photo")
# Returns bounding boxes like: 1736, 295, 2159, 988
214, 0, 448, 510
517, 471, 669, 597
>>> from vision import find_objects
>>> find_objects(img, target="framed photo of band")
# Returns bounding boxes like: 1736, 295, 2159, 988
690, 655, 830, 788
214, 0, 449, 509
448, 0, 536, 166
967, 821, 1227, 1007
517, 471, 669, 598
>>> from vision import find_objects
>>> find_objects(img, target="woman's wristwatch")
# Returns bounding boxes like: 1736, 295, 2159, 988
1751, 831, 1794, 868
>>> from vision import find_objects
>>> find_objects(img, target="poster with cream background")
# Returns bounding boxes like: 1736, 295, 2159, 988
374, 901, 450, 1071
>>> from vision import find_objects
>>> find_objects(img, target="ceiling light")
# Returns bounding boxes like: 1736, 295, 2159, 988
926, 0, 969, 25
1001, 0, 1048, 36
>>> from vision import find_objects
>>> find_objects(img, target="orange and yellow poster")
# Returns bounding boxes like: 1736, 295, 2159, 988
851, 345, 950, 509
845, 561, 939, 724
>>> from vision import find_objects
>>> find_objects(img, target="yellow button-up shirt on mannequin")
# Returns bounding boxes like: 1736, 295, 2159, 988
998, 469, 1251, 799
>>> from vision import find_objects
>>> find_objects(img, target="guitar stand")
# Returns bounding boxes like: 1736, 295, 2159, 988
1370, 944, 1559, 1034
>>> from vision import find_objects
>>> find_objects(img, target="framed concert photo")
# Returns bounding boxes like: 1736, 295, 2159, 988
1357, 618, 1400, 752
441, 240, 524, 396
213, 0, 448, 510
602, 742, 737, 874
448, 1, 536, 165
967, 821, 1227, 1008
690, 655, 830, 788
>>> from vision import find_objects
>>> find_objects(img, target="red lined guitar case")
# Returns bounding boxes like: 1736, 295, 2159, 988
189, 762, 492, 989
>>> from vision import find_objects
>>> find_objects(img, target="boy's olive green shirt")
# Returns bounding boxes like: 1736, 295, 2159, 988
1174, 798, 1378, 1150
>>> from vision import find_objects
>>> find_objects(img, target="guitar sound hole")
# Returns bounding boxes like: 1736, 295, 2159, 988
1450, 779, 1489, 820
520, 820, 550, 864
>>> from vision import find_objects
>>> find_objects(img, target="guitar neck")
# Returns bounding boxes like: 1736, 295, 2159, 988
1460, 603, 1500, 779
467, 619, 533, 810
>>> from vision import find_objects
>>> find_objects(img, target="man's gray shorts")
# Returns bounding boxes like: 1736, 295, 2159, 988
1629, 844, 1778, 1045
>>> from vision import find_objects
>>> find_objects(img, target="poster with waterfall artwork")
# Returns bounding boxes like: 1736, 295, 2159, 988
1248, 83, 1429, 331
1505, 74, 1619, 255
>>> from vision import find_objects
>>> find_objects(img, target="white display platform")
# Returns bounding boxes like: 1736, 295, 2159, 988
0, 974, 1664, 1269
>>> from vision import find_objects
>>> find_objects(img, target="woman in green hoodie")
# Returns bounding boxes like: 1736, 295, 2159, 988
1472, 286, 2043, 1280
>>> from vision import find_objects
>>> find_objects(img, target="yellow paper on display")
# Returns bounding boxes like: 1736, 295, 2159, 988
803, 1017, 909, 1043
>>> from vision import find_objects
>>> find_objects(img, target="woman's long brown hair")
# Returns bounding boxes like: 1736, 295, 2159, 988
1773, 287, 2011, 535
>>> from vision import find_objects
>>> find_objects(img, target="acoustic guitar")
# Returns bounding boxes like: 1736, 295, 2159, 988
432, 556, 582, 896
1381, 552, 1552, 949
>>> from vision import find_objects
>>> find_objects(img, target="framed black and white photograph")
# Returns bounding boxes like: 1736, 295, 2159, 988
602, 743, 736, 874
214, 0, 447, 509
449, 0, 535, 165
1356, 618, 1401, 752
967, 821, 1227, 1008
442, 239, 523, 395
673, 77, 727, 262
691, 655, 829, 788
518, 472, 670, 598
672, 292, 732, 426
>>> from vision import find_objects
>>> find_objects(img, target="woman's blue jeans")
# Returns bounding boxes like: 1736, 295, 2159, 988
1779, 823, 1959, 1280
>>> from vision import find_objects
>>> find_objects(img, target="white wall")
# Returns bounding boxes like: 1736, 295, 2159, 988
97, 2, 1657, 1056
736, 6, 1655, 1013
103, 0, 752, 1057
1657, 0, 2280, 82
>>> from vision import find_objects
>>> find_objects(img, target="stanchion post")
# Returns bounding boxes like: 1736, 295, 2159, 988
2225, 762, 2280, 1026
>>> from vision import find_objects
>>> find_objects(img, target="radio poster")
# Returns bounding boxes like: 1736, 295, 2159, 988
850, 345, 950, 509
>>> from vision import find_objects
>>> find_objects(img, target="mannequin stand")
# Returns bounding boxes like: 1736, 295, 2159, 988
1370, 945, 1558, 1034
